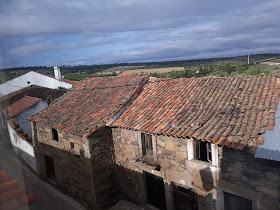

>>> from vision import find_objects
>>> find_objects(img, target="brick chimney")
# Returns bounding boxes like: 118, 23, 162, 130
54, 66, 62, 80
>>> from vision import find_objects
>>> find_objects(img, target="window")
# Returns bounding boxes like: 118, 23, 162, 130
141, 133, 153, 156
51, 128, 58, 141
195, 141, 212, 163
224, 192, 252, 210
70, 142, 74, 149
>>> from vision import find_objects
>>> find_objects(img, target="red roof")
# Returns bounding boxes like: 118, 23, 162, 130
0, 171, 36, 209
60, 78, 81, 86
38, 73, 80, 86
6, 96, 41, 117
118, 72, 132, 76
112, 75, 280, 151
29, 75, 149, 136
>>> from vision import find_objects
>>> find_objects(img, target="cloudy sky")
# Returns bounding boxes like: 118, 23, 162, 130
1, 0, 280, 68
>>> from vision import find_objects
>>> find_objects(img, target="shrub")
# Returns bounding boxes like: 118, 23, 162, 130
246, 67, 271, 75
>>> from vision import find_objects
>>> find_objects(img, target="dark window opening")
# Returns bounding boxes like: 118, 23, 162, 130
174, 185, 198, 210
27, 81, 30, 84
224, 192, 252, 210
70, 142, 74, 149
141, 133, 153, 156
145, 172, 167, 210
52, 128, 58, 141
44, 155, 55, 180
195, 141, 212, 163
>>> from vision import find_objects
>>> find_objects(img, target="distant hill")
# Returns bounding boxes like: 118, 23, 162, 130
1, 53, 280, 83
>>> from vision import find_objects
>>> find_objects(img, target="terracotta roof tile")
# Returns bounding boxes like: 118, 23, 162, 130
118, 72, 132, 76
112, 75, 280, 150
6, 96, 41, 117
38, 73, 80, 86
29, 75, 149, 136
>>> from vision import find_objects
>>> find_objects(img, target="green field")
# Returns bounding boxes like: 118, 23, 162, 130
1, 53, 280, 84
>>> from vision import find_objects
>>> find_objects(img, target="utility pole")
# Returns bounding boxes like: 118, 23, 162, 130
248, 53, 250, 64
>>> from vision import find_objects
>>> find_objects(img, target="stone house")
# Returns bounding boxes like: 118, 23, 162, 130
110, 75, 280, 210
28, 75, 150, 209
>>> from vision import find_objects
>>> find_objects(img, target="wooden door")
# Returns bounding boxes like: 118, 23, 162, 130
45, 155, 55, 180
174, 185, 198, 210
145, 172, 167, 210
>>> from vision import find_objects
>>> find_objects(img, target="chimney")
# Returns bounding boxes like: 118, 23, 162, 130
54, 66, 62, 80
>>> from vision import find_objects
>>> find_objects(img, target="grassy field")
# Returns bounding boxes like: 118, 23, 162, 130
122, 67, 185, 74
1, 54, 280, 83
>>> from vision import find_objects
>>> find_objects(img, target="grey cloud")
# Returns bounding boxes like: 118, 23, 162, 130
6, 36, 111, 57
1, 0, 280, 68
0, 0, 271, 36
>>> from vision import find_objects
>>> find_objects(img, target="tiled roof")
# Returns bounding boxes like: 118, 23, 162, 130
60, 78, 81, 86
118, 72, 132, 76
6, 96, 41, 117
112, 75, 280, 151
38, 73, 80, 86
29, 75, 149, 137
0, 171, 36, 209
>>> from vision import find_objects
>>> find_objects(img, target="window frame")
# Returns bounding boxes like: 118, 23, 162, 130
141, 133, 153, 157
139, 132, 157, 162
188, 140, 218, 166
194, 141, 212, 163
70, 142, 74, 149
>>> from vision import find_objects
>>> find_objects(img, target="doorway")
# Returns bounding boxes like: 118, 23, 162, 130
173, 185, 198, 210
44, 155, 55, 180
145, 172, 167, 210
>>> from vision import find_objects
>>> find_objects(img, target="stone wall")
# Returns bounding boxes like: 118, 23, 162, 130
221, 147, 280, 209
112, 127, 219, 210
34, 123, 95, 208
88, 127, 119, 209
112, 127, 280, 210
34, 124, 118, 209
112, 128, 145, 204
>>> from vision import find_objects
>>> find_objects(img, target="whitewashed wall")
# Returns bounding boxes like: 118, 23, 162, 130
0, 71, 72, 96
16, 100, 48, 141
7, 122, 38, 173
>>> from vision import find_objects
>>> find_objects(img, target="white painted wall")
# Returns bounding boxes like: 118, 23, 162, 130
0, 71, 72, 96
16, 100, 48, 141
7, 122, 38, 173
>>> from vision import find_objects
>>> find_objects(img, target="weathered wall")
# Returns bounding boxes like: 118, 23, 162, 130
16, 100, 48, 140
34, 124, 118, 209
112, 128, 145, 204
112, 127, 280, 210
112, 127, 219, 210
0, 111, 11, 151
7, 122, 38, 172
221, 147, 280, 209
88, 127, 119, 209
34, 123, 95, 208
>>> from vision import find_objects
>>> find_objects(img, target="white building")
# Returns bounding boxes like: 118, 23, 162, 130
0, 67, 78, 96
